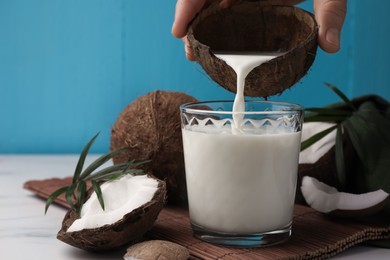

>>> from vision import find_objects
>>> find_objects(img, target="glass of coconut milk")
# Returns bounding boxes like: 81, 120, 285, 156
180, 100, 303, 247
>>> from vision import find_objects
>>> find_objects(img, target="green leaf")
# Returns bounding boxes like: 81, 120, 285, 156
66, 183, 77, 211
343, 103, 390, 193
335, 124, 346, 187
98, 171, 127, 182
301, 125, 337, 151
73, 132, 100, 183
325, 83, 357, 111
92, 180, 105, 211
123, 159, 151, 170
84, 162, 132, 181
79, 147, 131, 180
45, 186, 68, 214
76, 180, 87, 215
94, 169, 145, 182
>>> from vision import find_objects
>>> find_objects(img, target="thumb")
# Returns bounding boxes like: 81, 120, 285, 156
314, 0, 347, 53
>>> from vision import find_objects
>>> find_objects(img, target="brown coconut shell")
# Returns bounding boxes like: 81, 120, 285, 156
188, 1, 318, 97
57, 177, 166, 251
110, 91, 198, 204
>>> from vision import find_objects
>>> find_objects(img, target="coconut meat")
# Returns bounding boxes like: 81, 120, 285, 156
301, 176, 389, 213
67, 175, 158, 232
299, 122, 337, 164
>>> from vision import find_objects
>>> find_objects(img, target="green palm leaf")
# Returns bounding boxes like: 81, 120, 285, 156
45, 186, 68, 214
335, 124, 346, 186
73, 132, 100, 183
92, 180, 105, 211
79, 147, 130, 180
76, 180, 87, 215
301, 125, 337, 151
325, 83, 357, 111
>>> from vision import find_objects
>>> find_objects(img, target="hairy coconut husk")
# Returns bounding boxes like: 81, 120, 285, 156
188, 1, 318, 97
57, 178, 166, 251
110, 91, 198, 204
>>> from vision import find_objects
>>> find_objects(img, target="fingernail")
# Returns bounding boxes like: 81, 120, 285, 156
326, 28, 340, 46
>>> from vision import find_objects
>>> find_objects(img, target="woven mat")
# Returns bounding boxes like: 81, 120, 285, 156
24, 177, 390, 260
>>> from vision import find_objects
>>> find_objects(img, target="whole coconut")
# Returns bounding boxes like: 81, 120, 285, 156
188, 1, 318, 97
110, 91, 198, 204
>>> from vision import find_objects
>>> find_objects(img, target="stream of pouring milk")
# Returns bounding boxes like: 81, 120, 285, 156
182, 52, 301, 233
214, 52, 283, 133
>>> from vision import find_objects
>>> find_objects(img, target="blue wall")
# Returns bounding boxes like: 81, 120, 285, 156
1, 0, 389, 153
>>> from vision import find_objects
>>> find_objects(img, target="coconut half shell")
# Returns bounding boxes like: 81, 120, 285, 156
188, 1, 318, 97
57, 176, 166, 251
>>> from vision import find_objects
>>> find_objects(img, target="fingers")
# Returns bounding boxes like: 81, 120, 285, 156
172, 0, 207, 38
183, 36, 196, 61
314, 0, 347, 53
173, 0, 235, 61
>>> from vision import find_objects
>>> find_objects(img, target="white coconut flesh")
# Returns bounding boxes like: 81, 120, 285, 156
67, 175, 159, 232
299, 122, 337, 164
301, 176, 389, 213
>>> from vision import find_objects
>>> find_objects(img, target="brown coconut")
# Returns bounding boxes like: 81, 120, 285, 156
57, 177, 166, 251
187, 1, 318, 97
110, 91, 198, 204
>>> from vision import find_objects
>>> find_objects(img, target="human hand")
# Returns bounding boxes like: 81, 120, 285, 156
171, 0, 347, 60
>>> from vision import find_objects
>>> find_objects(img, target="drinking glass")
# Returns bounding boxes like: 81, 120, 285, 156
180, 100, 303, 247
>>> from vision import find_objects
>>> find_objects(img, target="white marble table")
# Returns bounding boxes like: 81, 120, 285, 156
1, 155, 390, 260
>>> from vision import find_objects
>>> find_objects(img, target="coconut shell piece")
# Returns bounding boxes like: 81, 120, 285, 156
57, 178, 166, 251
124, 240, 189, 260
110, 91, 198, 204
301, 176, 390, 218
188, 1, 318, 97
296, 132, 357, 205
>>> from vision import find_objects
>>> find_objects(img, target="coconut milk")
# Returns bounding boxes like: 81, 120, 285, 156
182, 53, 301, 234
214, 53, 284, 133
182, 126, 300, 233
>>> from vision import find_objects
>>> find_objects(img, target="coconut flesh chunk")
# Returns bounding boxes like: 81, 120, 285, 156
299, 122, 337, 164
67, 175, 158, 232
301, 176, 389, 214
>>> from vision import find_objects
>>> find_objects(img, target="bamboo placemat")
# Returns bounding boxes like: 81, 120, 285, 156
24, 177, 390, 260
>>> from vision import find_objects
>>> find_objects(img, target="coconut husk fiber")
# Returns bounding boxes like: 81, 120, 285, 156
110, 91, 198, 204
24, 177, 390, 259
188, 1, 318, 97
